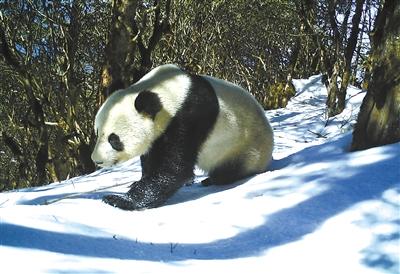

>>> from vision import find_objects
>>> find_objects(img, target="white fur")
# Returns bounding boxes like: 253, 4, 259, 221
92, 65, 190, 166
197, 76, 273, 174
92, 64, 273, 176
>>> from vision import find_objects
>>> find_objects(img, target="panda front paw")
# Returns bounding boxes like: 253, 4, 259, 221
102, 194, 138, 210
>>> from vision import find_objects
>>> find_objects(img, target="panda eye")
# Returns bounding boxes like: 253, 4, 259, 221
108, 133, 124, 151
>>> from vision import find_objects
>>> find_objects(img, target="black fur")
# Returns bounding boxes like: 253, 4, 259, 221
201, 159, 246, 186
108, 133, 124, 151
103, 74, 219, 210
134, 90, 162, 119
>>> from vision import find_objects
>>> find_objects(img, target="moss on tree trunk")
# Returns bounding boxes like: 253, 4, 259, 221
351, 0, 400, 151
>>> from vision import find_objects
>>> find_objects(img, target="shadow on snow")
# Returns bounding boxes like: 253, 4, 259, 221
1, 140, 399, 270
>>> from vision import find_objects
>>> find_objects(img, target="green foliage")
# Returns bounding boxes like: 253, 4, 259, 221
262, 81, 296, 109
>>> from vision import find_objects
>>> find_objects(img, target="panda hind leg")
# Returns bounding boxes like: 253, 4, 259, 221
201, 159, 247, 186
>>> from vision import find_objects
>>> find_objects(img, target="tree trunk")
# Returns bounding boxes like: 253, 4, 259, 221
351, 0, 400, 151
326, 61, 341, 115
101, 0, 140, 97
326, 0, 343, 117
296, 0, 331, 76
101, 0, 171, 98
337, 0, 365, 114
0, 27, 50, 184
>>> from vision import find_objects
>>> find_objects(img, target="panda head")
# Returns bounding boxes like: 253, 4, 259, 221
91, 89, 165, 167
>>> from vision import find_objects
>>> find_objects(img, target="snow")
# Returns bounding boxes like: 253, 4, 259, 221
1, 75, 399, 274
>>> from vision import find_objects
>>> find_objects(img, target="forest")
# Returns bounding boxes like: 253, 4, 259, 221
0, 0, 399, 190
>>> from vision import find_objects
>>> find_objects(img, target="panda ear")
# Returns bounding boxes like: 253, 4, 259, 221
134, 90, 162, 119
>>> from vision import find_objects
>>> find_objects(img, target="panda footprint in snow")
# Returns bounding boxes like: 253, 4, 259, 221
91, 64, 274, 210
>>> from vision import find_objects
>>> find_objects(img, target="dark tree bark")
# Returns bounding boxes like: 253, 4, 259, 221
351, 0, 400, 151
101, 0, 171, 98
326, 0, 365, 117
325, 0, 343, 116
0, 26, 49, 184
296, 0, 331, 76
101, 0, 140, 97
337, 0, 365, 113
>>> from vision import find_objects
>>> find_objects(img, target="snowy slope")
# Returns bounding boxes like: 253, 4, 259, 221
1, 75, 399, 274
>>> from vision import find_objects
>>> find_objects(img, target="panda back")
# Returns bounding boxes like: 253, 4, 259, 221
198, 75, 273, 173
131, 64, 192, 118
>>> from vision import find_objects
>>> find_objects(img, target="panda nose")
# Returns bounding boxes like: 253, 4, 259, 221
95, 161, 104, 165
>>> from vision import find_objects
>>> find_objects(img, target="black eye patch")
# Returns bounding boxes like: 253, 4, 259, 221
108, 133, 124, 151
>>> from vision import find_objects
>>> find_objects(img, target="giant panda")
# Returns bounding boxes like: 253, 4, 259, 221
91, 64, 273, 210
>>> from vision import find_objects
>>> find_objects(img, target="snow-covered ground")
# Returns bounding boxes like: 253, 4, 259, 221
1, 75, 399, 274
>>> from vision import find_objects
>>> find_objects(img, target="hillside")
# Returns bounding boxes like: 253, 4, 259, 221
1, 75, 399, 274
